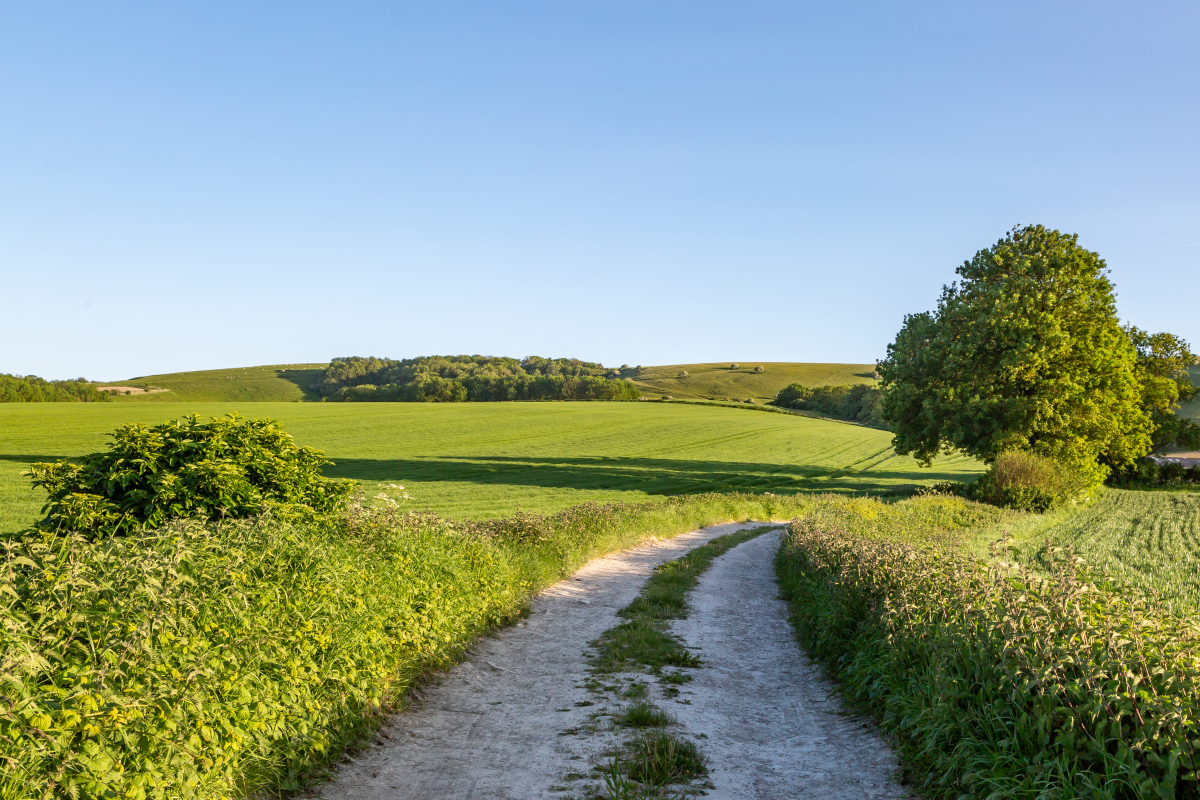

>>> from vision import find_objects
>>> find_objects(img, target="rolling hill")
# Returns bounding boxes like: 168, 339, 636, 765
627, 361, 878, 402
98, 361, 879, 403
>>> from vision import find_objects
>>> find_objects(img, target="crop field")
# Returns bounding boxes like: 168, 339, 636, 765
0, 401, 981, 536
1033, 488, 1200, 607
630, 361, 877, 402
102, 363, 327, 402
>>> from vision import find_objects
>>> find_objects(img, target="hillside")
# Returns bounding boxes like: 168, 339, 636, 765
629, 362, 877, 402
102, 363, 327, 402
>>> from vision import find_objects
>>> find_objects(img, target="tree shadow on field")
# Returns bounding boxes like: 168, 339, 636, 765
275, 368, 326, 401
322, 454, 974, 497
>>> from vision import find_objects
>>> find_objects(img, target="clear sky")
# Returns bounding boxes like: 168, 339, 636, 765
2, 2, 1197, 381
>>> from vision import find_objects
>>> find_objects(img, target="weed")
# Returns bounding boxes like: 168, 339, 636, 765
615, 702, 675, 729
623, 731, 707, 785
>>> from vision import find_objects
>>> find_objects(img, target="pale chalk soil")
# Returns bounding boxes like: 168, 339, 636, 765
310, 523, 906, 799
668, 530, 908, 799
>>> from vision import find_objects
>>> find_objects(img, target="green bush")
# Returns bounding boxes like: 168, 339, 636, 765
776, 510, 1200, 799
1, 492, 810, 799
26, 415, 354, 538
1106, 458, 1200, 488
773, 383, 886, 428
967, 450, 1084, 511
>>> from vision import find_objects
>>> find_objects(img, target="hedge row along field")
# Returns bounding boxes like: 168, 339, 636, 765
0, 492, 811, 800
776, 498, 1200, 799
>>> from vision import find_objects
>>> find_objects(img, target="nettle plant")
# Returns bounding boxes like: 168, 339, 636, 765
27, 414, 354, 538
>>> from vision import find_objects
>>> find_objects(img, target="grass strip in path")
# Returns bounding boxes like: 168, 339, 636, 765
579, 525, 779, 799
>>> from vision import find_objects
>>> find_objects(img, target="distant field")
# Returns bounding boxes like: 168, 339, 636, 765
630, 362, 877, 402
103, 363, 327, 402
1033, 488, 1200, 607
0, 401, 981, 535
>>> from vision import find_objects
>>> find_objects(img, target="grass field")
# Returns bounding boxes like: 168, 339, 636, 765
102, 363, 327, 402
0, 401, 981, 536
628, 362, 877, 402
1031, 488, 1200, 608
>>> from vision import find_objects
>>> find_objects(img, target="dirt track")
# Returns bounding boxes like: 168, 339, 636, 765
311, 523, 905, 799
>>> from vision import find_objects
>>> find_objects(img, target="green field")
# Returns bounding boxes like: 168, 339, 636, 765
629, 361, 877, 402
103, 363, 327, 402
0, 401, 981, 535
1030, 488, 1200, 607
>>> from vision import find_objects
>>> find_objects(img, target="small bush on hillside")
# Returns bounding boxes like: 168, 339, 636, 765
729, 363, 738, 369
678, 371, 689, 377
753, 366, 764, 373
967, 450, 1084, 512
27, 414, 354, 538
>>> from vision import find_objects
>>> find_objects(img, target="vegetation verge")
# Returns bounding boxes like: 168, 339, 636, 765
775, 500, 1200, 799
1, 492, 807, 800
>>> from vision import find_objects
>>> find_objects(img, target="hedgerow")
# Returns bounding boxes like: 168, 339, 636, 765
1, 491, 808, 799
776, 502, 1200, 799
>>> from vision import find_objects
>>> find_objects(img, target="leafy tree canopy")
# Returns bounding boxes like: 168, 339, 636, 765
877, 225, 1152, 484
1126, 326, 1200, 453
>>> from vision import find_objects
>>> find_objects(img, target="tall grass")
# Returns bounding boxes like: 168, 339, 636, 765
1, 492, 807, 800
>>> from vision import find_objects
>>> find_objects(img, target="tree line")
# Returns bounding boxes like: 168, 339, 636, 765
773, 383, 885, 428
318, 355, 641, 402
0, 374, 110, 403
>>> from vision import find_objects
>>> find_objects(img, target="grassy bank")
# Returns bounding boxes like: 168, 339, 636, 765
776, 494, 1200, 799
0, 402, 982, 535
1, 493, 809, 800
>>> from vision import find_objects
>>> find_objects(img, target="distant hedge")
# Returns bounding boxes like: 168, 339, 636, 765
0, 374, 110, 403
773, 383, 884, 428
318, 355, 640, 402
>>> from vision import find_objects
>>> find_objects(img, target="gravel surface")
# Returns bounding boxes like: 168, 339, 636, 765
311, 522, 907, 799
669, 529, 908, 798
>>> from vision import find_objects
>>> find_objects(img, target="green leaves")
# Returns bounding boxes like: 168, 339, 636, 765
878, 225, 1152, 484
776, 504, 1200, 798
25, 414, 354, 538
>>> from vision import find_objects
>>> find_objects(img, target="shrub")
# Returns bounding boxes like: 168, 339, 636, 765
753, 366, 764, 373
967, 450, 1084, 511
26, 414, 354, 538
1107, 458, 1200, 488
729, 363, 738, 369
678, 371, 689, 377
776, 514, 1200, 799
773, 383, 886, 429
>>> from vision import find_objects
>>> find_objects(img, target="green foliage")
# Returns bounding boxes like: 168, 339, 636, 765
616, 702, 675, 729
776, 504, 1200, 799
1107, 458, 1200, 489
878, 225, 1152, 485
319, 355, 640, 402
1125, 326, 1200, 454
965, 450, 1086, 512
773, 383, 885, 428
0, 492, 807, 799
26, 415, 353, 538
0, 374, 110, 403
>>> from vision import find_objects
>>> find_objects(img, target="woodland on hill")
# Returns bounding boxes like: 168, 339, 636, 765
317, 355, 641, 402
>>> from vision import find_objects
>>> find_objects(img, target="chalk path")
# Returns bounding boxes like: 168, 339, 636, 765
310, 523, 906, 799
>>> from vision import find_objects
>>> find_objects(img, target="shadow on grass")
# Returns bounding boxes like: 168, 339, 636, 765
322, 454, 974, 497
275, 368, 326, 401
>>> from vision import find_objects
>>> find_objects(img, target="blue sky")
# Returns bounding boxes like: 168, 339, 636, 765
2, 2, 1197, 380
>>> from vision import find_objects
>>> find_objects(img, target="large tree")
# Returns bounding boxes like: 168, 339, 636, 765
877, 225, 1152, 484
1125, 326, 1200, 453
